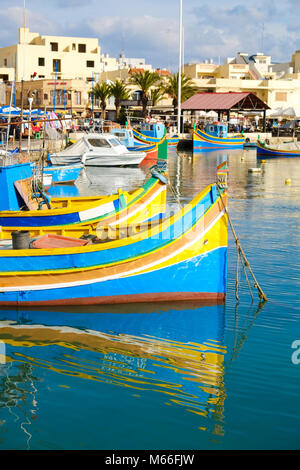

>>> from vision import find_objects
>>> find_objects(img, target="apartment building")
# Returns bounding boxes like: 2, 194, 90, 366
184, 51, 300, 111
0, 27, 101, 83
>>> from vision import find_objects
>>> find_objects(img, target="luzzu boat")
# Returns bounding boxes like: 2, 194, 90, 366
0, 167, 228, 306
167, 134, 180, 147
110, 128, 159, 162
0, 160, 167, 228
193, 122, 245, 152
256, 139, 300, 157
132, 121, 179, 148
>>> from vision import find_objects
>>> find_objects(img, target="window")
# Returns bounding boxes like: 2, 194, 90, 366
50, 42, 58, 52
78, 44, 86, 53
87, 61, 94, 68
88, 138, 111, 148
113, 131, 126, 139
38, 57, 45, 66
50, 90, 67, 105
133, 90, 142, 100
74, 91, 81, 105
38, 75, 45, 78
53, 59, 61, 73
72, 43, 76, 51
275, 92, 287, 102
4, 59, 7, 66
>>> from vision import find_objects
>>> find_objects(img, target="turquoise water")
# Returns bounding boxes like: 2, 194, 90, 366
0, 149, 300, 450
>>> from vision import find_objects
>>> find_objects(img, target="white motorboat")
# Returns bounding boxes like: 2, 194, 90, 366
50, 133, 146, 167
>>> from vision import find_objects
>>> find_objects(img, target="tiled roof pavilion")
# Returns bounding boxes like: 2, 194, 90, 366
182, 92, 269, 111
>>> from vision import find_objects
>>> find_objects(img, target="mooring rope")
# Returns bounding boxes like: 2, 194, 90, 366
217, 185, 268, 303
235, 243, 240, 302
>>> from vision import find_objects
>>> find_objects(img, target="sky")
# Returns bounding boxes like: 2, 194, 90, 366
0, 0, 299, 70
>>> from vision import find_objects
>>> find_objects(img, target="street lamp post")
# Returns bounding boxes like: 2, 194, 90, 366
177, 0, 183, 135
28, 96, 33, 154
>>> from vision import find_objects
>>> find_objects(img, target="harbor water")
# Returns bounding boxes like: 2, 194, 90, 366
0, 148, 300, 450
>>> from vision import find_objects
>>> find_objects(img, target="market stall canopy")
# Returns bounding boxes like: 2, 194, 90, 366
181, 92, 270, 112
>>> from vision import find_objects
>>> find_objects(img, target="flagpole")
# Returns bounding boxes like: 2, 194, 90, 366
19, 0, 26, 152
177, 0, 183, 135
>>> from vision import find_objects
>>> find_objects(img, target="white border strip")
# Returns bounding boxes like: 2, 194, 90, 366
109, 185, 166, 226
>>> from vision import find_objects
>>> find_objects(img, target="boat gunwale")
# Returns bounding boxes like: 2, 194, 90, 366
0, 175, 161, 218
0, 183, 221, 261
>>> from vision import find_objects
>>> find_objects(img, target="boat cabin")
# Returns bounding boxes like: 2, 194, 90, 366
204, 123, 228, 138
110, 128, 135, 147
140, 122, 165, 139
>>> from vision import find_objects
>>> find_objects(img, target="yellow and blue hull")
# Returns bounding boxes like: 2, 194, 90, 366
133, 129, 177, 148
0, 184, 228, 306
193, 129, 245, 152
257, 140, 300, 157
0, 175, 166, 228
167, 134, 179, 147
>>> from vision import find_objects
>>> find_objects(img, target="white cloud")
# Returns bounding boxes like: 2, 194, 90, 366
0, 0, 299, 69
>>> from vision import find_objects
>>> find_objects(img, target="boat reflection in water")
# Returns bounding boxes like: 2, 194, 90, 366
0, 301, 226, 449
47, 166, 148, 199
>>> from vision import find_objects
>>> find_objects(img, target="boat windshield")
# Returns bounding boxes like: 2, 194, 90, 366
109, 138, 122, 147
88, 138, 111, 148
112, 131, 126, 139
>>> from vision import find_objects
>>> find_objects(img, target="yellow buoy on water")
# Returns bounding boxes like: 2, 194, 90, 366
285, 178, 292, 185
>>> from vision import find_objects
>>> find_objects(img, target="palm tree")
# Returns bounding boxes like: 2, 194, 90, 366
130, 70, 162, 117
109, 80, 130, 120
164, 73, 198, 114
92, 82, 112, 119
149, 87, 166, 108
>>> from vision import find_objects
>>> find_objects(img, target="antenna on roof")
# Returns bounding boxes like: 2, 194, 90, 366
24, 0, 26, 30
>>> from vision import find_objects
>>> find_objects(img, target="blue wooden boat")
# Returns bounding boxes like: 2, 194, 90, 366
243, 140, 257, 148
43, 163, 83, 184
111, 127, 169, 163
0, 171, 228, 306
167, 134, 180, 147
193, 123, 245, 152
132, 121, 178, 148
110, 128, 158, 155
0, 160, 167, 227
257, 140, 300, 157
